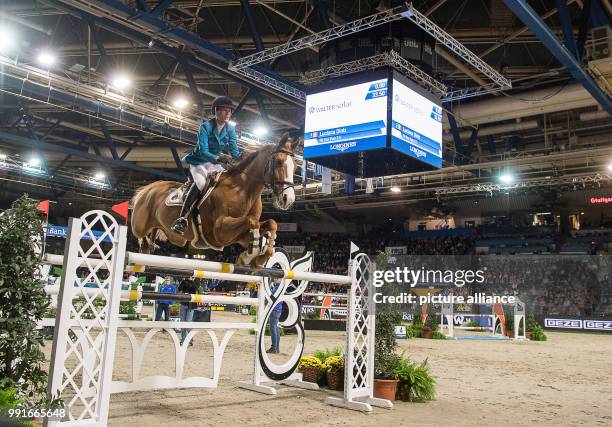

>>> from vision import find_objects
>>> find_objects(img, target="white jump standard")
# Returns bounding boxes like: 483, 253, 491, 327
46, 210, 386, 426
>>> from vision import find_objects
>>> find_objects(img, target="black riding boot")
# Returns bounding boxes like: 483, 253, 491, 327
171, 183, 200, 235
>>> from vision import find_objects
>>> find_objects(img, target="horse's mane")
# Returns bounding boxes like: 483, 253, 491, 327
225, 144, 275, 177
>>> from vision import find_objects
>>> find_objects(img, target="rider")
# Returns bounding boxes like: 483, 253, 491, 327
171, 96, 241, 235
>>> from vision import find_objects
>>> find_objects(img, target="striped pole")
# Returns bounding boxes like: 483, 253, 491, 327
127, 252, 351, 284
43, 252, 351, 285
43, 252, 352, 285
45, 285, 259, 306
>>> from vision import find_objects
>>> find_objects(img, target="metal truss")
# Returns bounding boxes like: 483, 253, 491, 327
301, 50, 448, 97
231, 66, 307, 101
434, 173, 612, 196
231, 2, 510, 101
230, 4, 408, 69
403, 3, 512, 90
300, 50, 511, 102
442, 84, 510, 102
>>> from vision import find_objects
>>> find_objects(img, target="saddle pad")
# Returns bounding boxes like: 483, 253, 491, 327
164, 171, 224, 207
165, 186, 185, 206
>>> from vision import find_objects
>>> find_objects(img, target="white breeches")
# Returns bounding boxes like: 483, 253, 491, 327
189, 163, 225, 191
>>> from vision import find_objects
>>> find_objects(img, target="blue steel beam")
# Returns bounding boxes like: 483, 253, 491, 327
464, 128, 478, 159
99, 120, 120, 160
576, 0, 592, 61
87, 19, 109, 72
179, 58, 204, 110
150, 0, 174, 18
151, 56, 180, 90
51, 140, 84, 174
233, 91, 251, 116
120, 146, 133, 161
486, 135, 496, 156
170, 146, 187, 179
504, 0, 612, 116
555, 0, 578, 58
253, 91, 270, 125
91, 139, 114, 185
310, 0, 331, 29
240, 0, 265, 52
0, 131, 183, 180
591, 0, 612, 27
136, 0, 148, 12
445, 111, 464, 158
20, 110, 49, 171
48, 0, 304, 104
41, 119, 62, 141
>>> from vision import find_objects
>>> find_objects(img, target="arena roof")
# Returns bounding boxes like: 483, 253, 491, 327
0, 0, 610, 214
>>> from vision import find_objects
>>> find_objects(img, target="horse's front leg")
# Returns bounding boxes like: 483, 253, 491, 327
213, 215, 262, 263
252, 219, 277, 268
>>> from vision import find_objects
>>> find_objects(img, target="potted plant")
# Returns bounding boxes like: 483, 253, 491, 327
373, 312, 402, 401
323, 355, 344, 390
395, 357, 436, 402
421, 313, 439, 339
530, 324, 547, 341
314, 347, 342, 386
298, 355, 322, 383
408, 321, 422, 338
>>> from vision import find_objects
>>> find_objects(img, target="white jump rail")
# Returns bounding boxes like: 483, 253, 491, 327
45, 211, 386, 426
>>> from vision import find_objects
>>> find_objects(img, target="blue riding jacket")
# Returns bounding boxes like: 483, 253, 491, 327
183, 118, 240, 165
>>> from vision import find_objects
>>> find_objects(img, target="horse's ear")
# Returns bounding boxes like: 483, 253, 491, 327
290, 136, 302, 151
277, 133, 290, 148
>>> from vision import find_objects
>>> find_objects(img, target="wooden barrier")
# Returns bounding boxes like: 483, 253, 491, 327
45, 210, 388, 425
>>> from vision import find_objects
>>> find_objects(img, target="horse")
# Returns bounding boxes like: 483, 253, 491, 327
131, 134, 298, 268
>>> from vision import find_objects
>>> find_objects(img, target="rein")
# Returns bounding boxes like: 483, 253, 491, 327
264, 149, 296, 194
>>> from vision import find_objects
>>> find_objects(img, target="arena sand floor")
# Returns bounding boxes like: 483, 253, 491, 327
43, 312, 612, 426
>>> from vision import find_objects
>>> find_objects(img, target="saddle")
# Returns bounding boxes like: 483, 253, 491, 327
164, 171, 224, 250
164, 171, 223, 208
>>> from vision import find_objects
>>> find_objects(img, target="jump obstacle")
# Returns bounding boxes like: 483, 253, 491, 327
45, 210, 389, 425
439, 299, 526, 340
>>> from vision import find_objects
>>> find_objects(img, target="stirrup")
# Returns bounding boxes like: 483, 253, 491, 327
171, 217, 188, 235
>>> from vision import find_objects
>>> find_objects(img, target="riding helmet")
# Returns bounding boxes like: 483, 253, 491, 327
211, 96, 234, 113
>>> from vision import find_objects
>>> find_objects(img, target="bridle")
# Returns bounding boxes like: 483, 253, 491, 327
264, 148, 296, 195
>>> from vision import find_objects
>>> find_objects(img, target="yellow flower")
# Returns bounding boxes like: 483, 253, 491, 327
298, 355, 322, 368
324, 355, 344, 371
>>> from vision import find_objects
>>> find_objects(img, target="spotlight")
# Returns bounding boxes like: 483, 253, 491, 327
499, 173, 514, 184
607, 163, 612, 171
110, 74, 131, 90
94, 172, 105, 181
172, 98, 189, 110
0, 28, 16, 52
28, 157, 41, 167
0, 153, 6, 161
37, 51, 56, 67
253, 125, 268, 137
390, 186, 401, 193
228, 120, 237, 127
